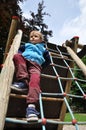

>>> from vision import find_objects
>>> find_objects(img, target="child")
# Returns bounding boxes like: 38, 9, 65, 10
12, 30, 51, 122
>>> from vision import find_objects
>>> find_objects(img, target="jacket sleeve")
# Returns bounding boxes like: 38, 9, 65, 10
18, 45, 25, 53
42, 50, 51, 68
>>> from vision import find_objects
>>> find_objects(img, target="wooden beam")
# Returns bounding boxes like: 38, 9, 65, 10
66, 46, 86, 76
0, 30, 22, 130
10, 93, 64, 101
3, 16, 19, 62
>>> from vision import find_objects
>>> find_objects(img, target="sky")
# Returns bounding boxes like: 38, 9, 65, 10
19, 0, 86, 45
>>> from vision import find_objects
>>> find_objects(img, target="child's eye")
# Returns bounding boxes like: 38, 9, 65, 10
30, 35, 39, 38
34, 35, 38, 37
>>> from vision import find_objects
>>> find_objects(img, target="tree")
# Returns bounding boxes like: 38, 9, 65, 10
22, 0, 53, 42
0, 0, 53, 71
0, 0, 24, 68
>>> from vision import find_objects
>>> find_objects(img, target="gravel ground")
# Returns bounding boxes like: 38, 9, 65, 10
63, 125, 86, 130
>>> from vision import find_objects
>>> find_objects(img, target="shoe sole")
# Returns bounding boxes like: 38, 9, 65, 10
11, 85, 28, 92
27, 117, 38, 122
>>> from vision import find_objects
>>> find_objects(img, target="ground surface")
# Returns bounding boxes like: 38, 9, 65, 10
63, 125, 86, 130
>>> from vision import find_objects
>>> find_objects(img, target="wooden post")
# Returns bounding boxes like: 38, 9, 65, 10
3, 16, 19, 62
0, 30, 22, 130
58, 37, 79, 130
66, 46, 86, 76
63, 36, 86, 76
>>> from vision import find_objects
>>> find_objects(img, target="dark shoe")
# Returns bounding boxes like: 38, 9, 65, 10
11, 82, 28, 92
26, 104, 39, 122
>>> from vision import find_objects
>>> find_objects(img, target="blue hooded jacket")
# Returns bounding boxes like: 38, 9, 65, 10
18, 42, 51, 68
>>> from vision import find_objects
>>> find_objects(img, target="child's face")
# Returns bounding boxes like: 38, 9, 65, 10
30, 32, 42, 44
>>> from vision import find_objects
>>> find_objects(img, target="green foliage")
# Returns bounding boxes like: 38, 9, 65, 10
72, 56, 86, 94
65, 113, 86, 122
0, 0, 24, 66
23, 0, 53, 42
0, 0, 53, 67
70, 56, 86, 112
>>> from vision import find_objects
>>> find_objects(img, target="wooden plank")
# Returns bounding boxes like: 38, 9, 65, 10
0, 30, 22, 130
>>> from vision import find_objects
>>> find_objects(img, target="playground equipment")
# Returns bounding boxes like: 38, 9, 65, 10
0, 16, 86, 130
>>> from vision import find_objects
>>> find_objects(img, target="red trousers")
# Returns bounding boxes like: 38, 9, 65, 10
13, 53, 41, 104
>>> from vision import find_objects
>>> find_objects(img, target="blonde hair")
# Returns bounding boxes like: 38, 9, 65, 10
30, 30, 44, 41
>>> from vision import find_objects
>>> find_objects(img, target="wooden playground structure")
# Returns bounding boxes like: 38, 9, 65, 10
0, 16, 86, 130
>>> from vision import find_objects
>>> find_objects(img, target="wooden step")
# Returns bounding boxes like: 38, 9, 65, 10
10, 93, 64, 102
